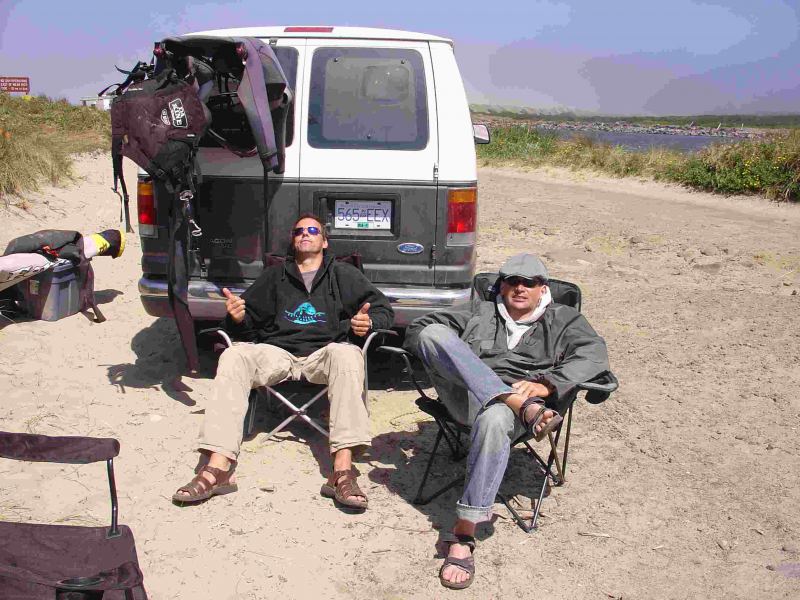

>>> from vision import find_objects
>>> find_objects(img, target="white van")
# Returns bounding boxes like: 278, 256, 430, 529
138, 26, 487, 327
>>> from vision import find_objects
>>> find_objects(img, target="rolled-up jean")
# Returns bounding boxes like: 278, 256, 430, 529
415, 324, 525, 523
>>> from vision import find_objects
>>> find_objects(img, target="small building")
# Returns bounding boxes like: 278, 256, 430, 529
80, 95, 114, 111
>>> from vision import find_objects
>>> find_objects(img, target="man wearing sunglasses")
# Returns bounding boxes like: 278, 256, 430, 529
403, 253, 609, 589
173, 213, 394, 511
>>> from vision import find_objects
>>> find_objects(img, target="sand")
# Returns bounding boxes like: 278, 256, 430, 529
1, 154, 799, 599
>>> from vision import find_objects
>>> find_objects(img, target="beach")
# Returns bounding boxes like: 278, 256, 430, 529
1, 155, 799, 599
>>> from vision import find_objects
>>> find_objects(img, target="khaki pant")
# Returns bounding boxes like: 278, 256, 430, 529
197, 342, 368, 460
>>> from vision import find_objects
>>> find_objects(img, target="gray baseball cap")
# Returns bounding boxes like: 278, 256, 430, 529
499, 253, 549, 281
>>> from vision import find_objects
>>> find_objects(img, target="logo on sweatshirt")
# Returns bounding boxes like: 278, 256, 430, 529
284, 301, 326, 325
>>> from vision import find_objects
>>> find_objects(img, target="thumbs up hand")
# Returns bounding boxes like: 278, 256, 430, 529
350, 302, 372, 337
223, 287, 246, 324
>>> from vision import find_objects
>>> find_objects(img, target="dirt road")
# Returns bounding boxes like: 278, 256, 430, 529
1, 156, 799, 599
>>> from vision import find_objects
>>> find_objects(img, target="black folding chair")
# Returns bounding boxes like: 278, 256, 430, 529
0, 431, 147, 599
379, 273, 618, 532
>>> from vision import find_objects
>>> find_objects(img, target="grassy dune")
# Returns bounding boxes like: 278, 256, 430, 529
0, 93, 110, 201
1, 93, 797, 203
477, 125, 800, 201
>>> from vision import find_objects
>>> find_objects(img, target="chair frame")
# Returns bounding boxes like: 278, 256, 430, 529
0, 431, 146, 598
207, 328, 395, 440
378, 275, 617, 533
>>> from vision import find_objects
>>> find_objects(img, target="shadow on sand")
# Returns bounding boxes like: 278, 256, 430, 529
104, 317, 218, 407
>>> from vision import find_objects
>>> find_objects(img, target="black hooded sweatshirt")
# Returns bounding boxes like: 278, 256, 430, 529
223, 253, 394, 356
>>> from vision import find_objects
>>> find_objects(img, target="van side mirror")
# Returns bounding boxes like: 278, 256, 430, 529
473, 123, 490, 144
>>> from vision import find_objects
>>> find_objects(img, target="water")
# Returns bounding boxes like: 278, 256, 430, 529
539, 127, 741, 153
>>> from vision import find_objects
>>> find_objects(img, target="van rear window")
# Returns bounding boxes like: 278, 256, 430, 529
308, 48, 428, 150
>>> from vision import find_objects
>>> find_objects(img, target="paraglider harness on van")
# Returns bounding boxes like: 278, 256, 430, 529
105, 36, 292, 371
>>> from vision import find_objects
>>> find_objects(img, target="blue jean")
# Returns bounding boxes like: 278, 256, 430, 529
416, 324, 525, 523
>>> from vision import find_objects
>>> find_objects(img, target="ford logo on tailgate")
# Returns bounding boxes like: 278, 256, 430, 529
397, 242, 424, 255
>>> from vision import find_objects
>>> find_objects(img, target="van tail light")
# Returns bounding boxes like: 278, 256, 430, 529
446, 187, 477, 246
137, 179, 157, 238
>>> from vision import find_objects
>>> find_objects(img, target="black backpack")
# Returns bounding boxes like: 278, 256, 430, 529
110, 68, 211, 190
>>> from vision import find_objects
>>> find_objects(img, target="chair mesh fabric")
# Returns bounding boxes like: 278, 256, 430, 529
471, 272, 581, 310
0, 523, 146, 599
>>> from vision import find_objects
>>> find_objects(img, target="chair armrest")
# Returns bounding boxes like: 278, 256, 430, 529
0, 431, 119, 464
577, 371, 619, 404
362, 329, 398, 354
375, 345, 433, 399
376, 345, 411, 357
197, 326, 233, 348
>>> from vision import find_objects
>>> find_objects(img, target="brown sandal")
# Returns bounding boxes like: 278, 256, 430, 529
172, 465, 238, 504
320, 469, 368, 510
439, 534, 477, 590
519, 397, 563, 442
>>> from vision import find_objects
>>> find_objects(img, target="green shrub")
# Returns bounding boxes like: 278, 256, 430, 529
663, 132, 800, 200
477, 125, 558, 164
478, 123, 800, 201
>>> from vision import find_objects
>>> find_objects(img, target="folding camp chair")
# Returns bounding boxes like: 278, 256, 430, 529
378, 273, 618, 533
206, 327, 393, 440
0, 431, 147, 599
197, 248, 395, 439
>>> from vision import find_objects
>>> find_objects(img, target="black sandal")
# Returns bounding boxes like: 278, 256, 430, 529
439, 534, 476, 590
518, 397, 563, 442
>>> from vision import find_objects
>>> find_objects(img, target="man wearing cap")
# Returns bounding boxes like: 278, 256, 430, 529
404, 253, 609, 590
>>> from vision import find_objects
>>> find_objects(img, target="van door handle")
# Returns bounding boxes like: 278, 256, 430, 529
428, 244, 436, 268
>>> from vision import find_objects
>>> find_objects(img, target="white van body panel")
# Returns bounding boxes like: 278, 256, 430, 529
190, 26, 452, 44
298, 39, 438, 182
429, 42, 477, 182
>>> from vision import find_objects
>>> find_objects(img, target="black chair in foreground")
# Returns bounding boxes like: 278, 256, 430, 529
0, 431, 147, 599
378, 273, 618, 532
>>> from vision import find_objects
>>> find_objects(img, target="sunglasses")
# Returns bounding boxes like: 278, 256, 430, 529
503, 276, 546, 288
292, 226, 322, 237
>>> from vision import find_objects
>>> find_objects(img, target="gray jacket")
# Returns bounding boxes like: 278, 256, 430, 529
404, 298, 610, 413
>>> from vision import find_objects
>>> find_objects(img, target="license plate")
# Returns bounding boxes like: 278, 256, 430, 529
334, 200, 391, 230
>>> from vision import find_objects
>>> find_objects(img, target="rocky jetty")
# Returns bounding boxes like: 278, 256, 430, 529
473, 114, 766, 139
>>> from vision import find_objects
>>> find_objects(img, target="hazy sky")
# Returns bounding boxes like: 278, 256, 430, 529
1, 0, 798, 115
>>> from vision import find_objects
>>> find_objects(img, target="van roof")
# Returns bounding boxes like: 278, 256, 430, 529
187, 26, 453, 45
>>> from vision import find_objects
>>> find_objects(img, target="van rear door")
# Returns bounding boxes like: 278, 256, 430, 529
298, 40, 439, 285
193, 39, 305, 280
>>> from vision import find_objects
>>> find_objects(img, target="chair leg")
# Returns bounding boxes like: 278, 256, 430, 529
413, 428, 464, 505
243, 391, 259, 438
263, 387, 329, 441
497, 491, 537, 533
501, 418, 571, 533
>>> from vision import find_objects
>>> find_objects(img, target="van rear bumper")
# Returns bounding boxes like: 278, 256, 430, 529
139, 277, 470, 327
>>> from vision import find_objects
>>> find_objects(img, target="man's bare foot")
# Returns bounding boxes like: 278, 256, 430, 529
441, 540, 474, 586
502, 392, 558, 435
439, 519, 477, 589
330, 447, 366, 505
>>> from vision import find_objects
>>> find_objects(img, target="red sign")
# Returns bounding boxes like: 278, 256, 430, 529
0, 77, 30, 93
